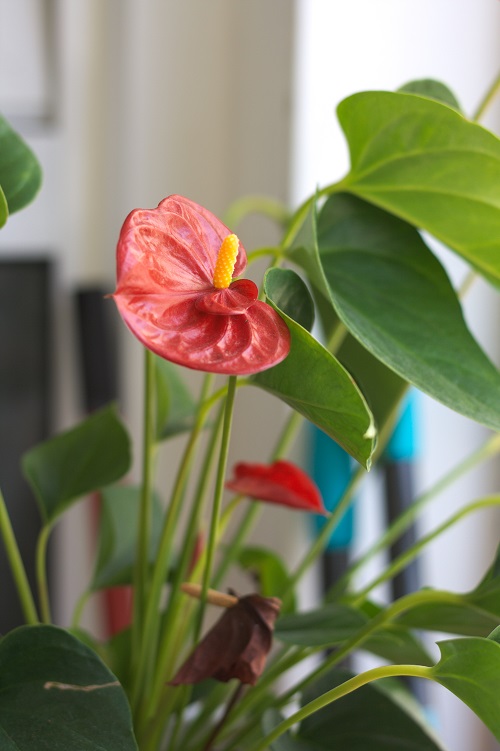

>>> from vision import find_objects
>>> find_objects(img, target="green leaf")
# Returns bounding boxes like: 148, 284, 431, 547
264, 268, 315, 331
432, 637, 500, 741
275, 603, 433, 666
90, 485, 163, 590
254, 273, 376, 469
0, 114, 42, 225
292, 669, 445, 751
314, 193, 500, 432
398, 79, 461, 111
22, 405, 131, 525
0, 625, 137, 750
154, 356, 198, 440
238, 546, 296, 613
400, 547, 500, 636
336, 90, 500, 283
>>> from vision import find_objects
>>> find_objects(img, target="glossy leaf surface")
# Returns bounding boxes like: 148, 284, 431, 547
22, 405, 131, 524
254, 269, 375, 468
0, 625, 137, 750
91, 485, 163, 590
300, 193, 500, 431
432, 638, 500, 741
337, 90, 500, 282
0, 114, 42, 226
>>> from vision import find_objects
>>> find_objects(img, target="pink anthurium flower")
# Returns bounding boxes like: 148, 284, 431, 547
225, 460, 327, 515
113, 195, 290, 375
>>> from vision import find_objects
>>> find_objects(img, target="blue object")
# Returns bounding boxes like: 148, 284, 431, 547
384, 391, 421, 462
310, 426, 354, 550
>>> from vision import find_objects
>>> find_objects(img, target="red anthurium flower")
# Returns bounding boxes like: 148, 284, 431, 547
113, 195, 290, 375
225, 459, 327, 515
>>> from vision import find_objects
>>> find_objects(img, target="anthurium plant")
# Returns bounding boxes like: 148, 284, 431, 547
2, 76, 500, 751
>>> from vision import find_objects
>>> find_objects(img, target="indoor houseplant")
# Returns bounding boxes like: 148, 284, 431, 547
1, 75, 500, 750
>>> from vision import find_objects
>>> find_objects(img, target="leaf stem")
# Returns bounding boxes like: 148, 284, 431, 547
223, 195, 290, 230
472, 68, 500, 122
195, 375, 238, 639
132, 349, 157, 655
247, 663, 433, 751
36, 523, 53, 624
329, 432, 500, 600
0, 487, 39, 624
276, 588, 464, 708
351, 495, 500, 606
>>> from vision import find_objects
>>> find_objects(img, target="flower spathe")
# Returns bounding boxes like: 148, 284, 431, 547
226, 459, 327, 515
113, 195, 291, 375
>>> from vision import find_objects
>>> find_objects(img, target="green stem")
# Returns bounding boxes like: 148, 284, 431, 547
132, 349, 157, 657
276, 589, 463, 708
329, 432, 500, 600
472, 68, 500, 121
195, 375, 238, 639
36, 523, 53, 624
223, 195, 290, 230
280, 465, 365, 606
351, 495, 500, 606
71, 589, 91, 629
0, 488, 39, 624
247, 663, 433, 751
146, 398, 224, 719
131, 398, 213, 712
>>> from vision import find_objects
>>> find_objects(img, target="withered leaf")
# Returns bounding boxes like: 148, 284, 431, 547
170, 593, 281, 686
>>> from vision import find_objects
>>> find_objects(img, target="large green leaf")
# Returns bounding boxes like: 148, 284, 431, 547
276, 603, 433, 666
0, 625, 137, 750
22, 405, 131, 524
254, 269, 375, 468
336, 90, 500, 283
267, 669, 444, 751
90, 485, 163, 590
312, 193, 500, 432
432, 638, 500, 741
0, 114, 42, 226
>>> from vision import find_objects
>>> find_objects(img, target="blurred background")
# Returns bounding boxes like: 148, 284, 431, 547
1, 1, 500, 749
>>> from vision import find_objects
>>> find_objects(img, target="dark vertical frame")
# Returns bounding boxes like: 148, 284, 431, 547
0, 258, 52, 631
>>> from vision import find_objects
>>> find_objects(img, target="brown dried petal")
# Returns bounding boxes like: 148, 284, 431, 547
170, 594, 281, 686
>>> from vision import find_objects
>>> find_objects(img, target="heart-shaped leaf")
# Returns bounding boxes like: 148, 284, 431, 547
22, 404, 131, 524
254, 270, 376, 468
336, 90, 500, 283
293, 193, 500, 432
90, 484, 164, 590
0, 625, 137, 750
431, 637, 500, 741
0, 114, 42, 226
